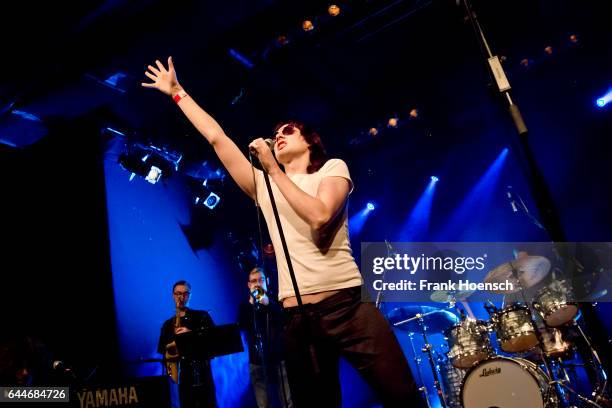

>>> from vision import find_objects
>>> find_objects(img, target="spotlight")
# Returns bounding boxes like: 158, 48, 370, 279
328, 5, 341, 16
145, 166, 163, 184
520, 58, 530, 68
302, 20, 314, 32
409, 108, 419, 119
368, 127, 379, 137
387, 117, 399, 128
118, 143, 181, 185
595, 88, 612, 108
430, 176, 439, 183
366, 202, 376, 211
569, 34, 579, 44
195, 191, 221, 210
544, 46, 553, 55
195, 182, 221, 210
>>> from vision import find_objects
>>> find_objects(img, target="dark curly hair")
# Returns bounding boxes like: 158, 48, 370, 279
274, 120, 327, 173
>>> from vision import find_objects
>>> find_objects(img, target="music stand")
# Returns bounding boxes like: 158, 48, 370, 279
175, 323, 243, 360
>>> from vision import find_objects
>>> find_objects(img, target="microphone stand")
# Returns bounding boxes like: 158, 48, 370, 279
375, 239, 394, 311
249, 152, 319, 380
458, 0, 611, 382
251, 293, 272, 406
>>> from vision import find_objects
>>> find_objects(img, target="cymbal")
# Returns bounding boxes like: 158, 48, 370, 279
484, 256, 551, 293
430, 290, 474, 303
386, 305, 459, 333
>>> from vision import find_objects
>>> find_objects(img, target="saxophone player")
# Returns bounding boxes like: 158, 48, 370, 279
157, 280, 218, 408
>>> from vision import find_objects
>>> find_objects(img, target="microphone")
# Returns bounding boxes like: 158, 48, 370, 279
249, 138, 275, 155
250, 286, 266, 303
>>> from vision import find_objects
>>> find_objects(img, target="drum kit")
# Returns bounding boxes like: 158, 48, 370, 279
386, 255, 610, 408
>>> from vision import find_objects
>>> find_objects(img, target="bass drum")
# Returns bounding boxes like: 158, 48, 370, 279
461, 357, 557, 408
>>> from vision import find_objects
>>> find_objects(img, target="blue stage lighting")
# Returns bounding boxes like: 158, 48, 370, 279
367, 202, 376, 211
596, 88, 612, 108
431, 176, 439, 183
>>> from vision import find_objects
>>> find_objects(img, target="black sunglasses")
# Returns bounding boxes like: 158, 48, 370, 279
274, 125, 296, 138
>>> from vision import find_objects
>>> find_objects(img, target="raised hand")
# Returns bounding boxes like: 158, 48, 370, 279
141, 56, 181, 96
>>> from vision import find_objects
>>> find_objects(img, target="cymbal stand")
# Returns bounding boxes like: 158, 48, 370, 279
418, 314, 448, 408
393, 311, 448, 407
568, 320, 609, 407
407, 331, 432, 408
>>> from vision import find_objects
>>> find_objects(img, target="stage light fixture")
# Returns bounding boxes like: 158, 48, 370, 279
328, 5, 341, 16
118, 143, 182, 185
595, 88, 612, 108
368, 127, 379, 137
302, 20, 314, 31
194, 182, 221, 210
387, 117, 399, 128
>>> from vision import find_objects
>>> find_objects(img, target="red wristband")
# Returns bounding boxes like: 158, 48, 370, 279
173, 90, 188, 103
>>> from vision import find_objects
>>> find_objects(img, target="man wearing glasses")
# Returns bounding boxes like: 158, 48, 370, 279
158, 280, 217, 408
145, 58, 422, 407
238, 267, 292, 408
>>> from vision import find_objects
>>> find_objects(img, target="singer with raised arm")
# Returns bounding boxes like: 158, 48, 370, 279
143, 57, 423, 407
157, 280, 217, 408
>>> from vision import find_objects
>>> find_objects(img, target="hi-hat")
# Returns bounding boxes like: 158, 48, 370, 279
430, 289, 474, 303
386, 305, 459, 332
484, 255, 551, 293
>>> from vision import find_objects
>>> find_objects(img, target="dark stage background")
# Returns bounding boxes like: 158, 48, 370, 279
1, 0, 611, 406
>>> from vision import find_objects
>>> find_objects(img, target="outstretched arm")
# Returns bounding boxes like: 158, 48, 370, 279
142, 57, 256, 199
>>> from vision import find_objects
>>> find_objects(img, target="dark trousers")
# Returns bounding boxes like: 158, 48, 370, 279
282, 287, 423, 408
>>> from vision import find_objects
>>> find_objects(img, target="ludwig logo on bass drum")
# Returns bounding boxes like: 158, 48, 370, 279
479, 366, 501, 377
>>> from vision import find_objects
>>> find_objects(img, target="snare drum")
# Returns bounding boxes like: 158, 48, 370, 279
461, 357, 558, 408
534, 280, 579, 327
444, 318, 493, 369
492, 304, 539, 352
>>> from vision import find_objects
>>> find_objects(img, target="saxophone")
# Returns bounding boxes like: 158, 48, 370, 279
164, 303, 181, 383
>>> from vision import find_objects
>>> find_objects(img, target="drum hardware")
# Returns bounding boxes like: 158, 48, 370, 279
387, 305, 459, 333
568, 320, 609, 407
418, 314, 449, 408
438, 353, 466, 408
407, 331, 432, 408
388, 306, 459, 408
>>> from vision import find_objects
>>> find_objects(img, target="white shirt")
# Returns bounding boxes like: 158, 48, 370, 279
254, 159, 363, 300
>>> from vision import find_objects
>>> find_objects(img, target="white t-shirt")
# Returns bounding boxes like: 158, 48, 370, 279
254, 158, 363, 300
